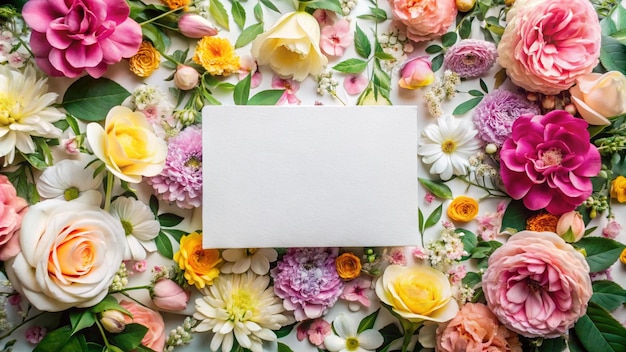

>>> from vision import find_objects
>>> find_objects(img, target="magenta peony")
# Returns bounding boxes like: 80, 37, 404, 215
0, 174, 28, 261
482, 231, 592, 338
497, 0, 601, 95
388, 0, 457, 42
499, 110, 600, 215
22, 0, 142, 78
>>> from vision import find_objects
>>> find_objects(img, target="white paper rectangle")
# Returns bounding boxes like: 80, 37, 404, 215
202, 106, 419, 248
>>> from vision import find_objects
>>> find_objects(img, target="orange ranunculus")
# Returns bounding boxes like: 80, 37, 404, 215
611, 176, 626, 203
174, 232, 222, 289
335, 252, 362, 280
129, 41, 161, 78
447, 196, 479, 222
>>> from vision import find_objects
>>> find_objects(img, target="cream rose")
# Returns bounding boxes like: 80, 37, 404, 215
86, 106, 167, 183
570, 71, 626, 125
375, 264, 458, 323
251, 12, 328, 81
6, 191, 126, 312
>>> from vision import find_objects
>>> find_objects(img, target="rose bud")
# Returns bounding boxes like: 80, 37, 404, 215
456, 0, 476, 12
151, 278, 190, 311
556, 210, 585, 242
100, 310, 126, 333
174, 65, 200, 90
398, 56, 434, 89
178, 13, 218, 39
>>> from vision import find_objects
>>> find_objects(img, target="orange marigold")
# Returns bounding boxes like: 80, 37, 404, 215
161, 0, 189, 10
129, 41, 160, 77
174, 232, 222, 289
193, 36, 240, 76
447, 196, 479, 222
335, 252, 362, 280
526, 212, 559, 232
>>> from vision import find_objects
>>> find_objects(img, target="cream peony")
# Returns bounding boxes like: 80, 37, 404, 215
6, 191, 126, 312
251, 12, 328, 81
570, 71, 626, 125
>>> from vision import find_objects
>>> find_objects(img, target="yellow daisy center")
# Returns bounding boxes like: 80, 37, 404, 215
346, 337, 360, 351
441, 139, 457, 153
229, 289, 256, 321
0, 93, 19, 127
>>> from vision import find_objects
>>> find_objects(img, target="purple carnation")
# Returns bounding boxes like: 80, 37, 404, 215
473, 89, 540, 146
147, 126, 202, 209
271, 247, 343, 321
443, 39, 497, 78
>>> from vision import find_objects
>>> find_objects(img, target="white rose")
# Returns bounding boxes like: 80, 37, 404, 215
6, 191, 126, 311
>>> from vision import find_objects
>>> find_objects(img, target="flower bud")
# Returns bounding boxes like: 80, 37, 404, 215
178, 13, 218, 39
556, 211, 585, 242
174, 65, 200, 90
398, 56, 434, 89
484, 143, 497, 154
151, 278, 190, 311
100, 310, 126, 333
455, 0, 475, 12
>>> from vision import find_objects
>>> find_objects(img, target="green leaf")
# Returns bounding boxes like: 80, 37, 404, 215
332, 58, 368, 73
304, 0, 343, 14
457, 228, 478, 259
275, 323, 296, 338
425, 44, 443, 54
418, 178, 453, 199
158, 213, 184, 227
600, 35, 626, 75
356, 7, 387, 22
63, 76, 131, 122
65, 114, 81, 135
141, 23, 169, 53
418, 208, 425, 234
253, 2, 264, 21
33, 326, 72, 352
354, 24, 372, 58
576, 237, 626, 273
468, 89, 484, 97
69, 310, 96, 335
109, 324, 148, 351
462, 271, 482, 288
479, 78, 488, 93
500, 200, 531, 233
210, 0, 230, 30
458, 17, 472, 39
161, 228, 186, 243
591, 280, 626, 311
156, 231, 174, 259
452, 96, 483, 115
611, 28, 626, 46
357, 309, 379, 333
231, 1, 246, 29
277, 342, 294, 352
431, 53, 444, 72
235, 22, 265, 48
247, 89, 285, 105
259, 0, 280, 12
234, 73, 251, 105
441, 32, 457, 47
424, 204, 443, 229
537, 337, 566, 352
91, 295, 129, 314
574, 302, 626, 352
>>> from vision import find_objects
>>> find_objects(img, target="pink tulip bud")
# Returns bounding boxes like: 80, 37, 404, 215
178, 13, 218, 39
556, 211, 585, 242
398, 56, 434, 89
174, 65, 200, 90
151, 279, 190, 311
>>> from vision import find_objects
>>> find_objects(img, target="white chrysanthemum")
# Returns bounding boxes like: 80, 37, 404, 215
0, 65, 64, 166
193, 272, 289, 352
324, 314, 384, 352
418, 115, 481, 180
109, 196, 159, 261
36, 159, 104, 200
220, 248, 278, 275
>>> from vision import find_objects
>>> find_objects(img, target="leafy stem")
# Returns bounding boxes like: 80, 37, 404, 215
138, 7, 183, 26
103, 171, 114, 212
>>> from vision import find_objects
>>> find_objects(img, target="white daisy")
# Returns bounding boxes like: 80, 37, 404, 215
36, 158, 104, 200
220, 248, 278, 275
418, 115, 481, 180
324, 313, 384, 352
193, 271, 289, 352
109, 196, 160, 261
0, 65, 65, 166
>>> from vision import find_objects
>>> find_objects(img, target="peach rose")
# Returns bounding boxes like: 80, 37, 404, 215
388, 0, 457, 42
335, 252, 362, 280
447, 196, 479, 222
570, 71, 626, 125
120, 300, 166, 352
497, 0, 601, 95
0, 174, 27, 261
556, 211, 585, 242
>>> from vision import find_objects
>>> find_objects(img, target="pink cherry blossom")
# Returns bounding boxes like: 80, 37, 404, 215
340, 277, 371, 307
344, 74, 368, 96
602, 219, 622, 239
307, 319, 332, 346
320, 19, 353, 57
272, 76, 301, 105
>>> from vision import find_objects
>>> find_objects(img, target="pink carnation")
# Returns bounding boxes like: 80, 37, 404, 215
0, 174, 28, 261
388, 0, 457, 42
482, 231, 592, 338
497, 0, 601, 94
22, 0, 142, 78
499, 110, 600, 215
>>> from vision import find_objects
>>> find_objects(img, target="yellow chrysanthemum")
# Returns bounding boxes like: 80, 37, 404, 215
193, 36, 240, 76
174, 232, 222, 289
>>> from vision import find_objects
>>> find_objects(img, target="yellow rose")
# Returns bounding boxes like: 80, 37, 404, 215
447, 196, 479, 222
251, 12, 328, 81
335, 252, 362, 280
569, 71, 626, 125
375, 264, 458, 323
174, 232, 222, 289
129, 41, 160, 77
86, 106, 167, 183
620, 248, 626, 265
611, 176, 626, 203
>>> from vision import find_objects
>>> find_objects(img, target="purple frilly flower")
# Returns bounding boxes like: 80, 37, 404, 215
271, 247, 344, 321
147, 126, 202, 209
473, 89, 540, 146
443, 39, 497, 78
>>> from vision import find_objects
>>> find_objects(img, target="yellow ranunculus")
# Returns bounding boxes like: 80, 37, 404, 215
129, 41, 161, 78
251, 12, 328, 81
447, 196, 479, 222
375, 265, 458, 323
611, 175, 626, 203
174, 232, 222, 289
570, 71, 626, 125
335, 252, 362, 280
86, 106, 167, 183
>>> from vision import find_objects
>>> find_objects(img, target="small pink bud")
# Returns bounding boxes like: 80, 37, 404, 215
151, 279, 190, 311
178, 13, 218, 39
100, 310, 126, 333
556, 211, 585, 242
174, 65, 200, 90
398, 56, 434, 89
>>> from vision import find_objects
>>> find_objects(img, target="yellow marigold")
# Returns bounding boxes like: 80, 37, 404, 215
174, 232, 222, 289
335, 252, 362, 280
193, 36, 240, 76
611, 176, 626, 203
526, 212, 559, 232
161, 0, 189, 10
620, 248, 626, 265
129, 41, 160, 78
447, 196, 479, 222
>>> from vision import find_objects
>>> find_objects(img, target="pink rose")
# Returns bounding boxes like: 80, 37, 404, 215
22, 0, 142, 78
556, 210, 585, 242
151, 278, 190, 311
388, 0, 457, 42
0, 174, 27, 261
499, 110, 601, 215
436, 303, 522, 352
120, 300, 166, 351
482, 231, 592, 338
569, 71, 626, 125
497, 0, 601, 94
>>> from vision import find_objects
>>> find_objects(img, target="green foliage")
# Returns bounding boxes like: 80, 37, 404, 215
591, 280, 626, 311
235, 22, 265, 48
600, 35, 626, 75
457, 228, 478, 260
277, 342, 295, 352
234, 73, 252, 105
574, 302, 626, 352
210, 0, 230, 30
304, 0, 343, 14
354, 25, 372, 58
332, 58, 368, 73
418, 178, 453, 199
419, 203, 443, 234
232, 1, 247, 29
453, 96, 483, 115
357, 309, 379, 333
69, 310, 96, 335
247, 89, 285, 105
500, 200, 532, 233
108, 324, 149, 351
156, 231, 175, 259
63, 77, 131, 122
576, 237, 626, 273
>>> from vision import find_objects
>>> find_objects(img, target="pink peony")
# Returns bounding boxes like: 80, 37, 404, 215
119, 300, 166, 351
499, 110, 601, 215
22, 0, 142, 78
0, 174, 27, 261
436, 303, 522, 352
482, 231, 592, 338
497, 0, 601, 95
388, 0, 457, 42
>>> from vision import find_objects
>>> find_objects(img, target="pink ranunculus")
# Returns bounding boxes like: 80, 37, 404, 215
482, 231, 592, 338
119, 300, 166, 352
388, 0, 457, 42
436, 303, 522, 352
499, 110, 601, 215
497, 0, 601, 95
22, 0, 142, 78
151, 278, 190, 311
0, 174, 27, 261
